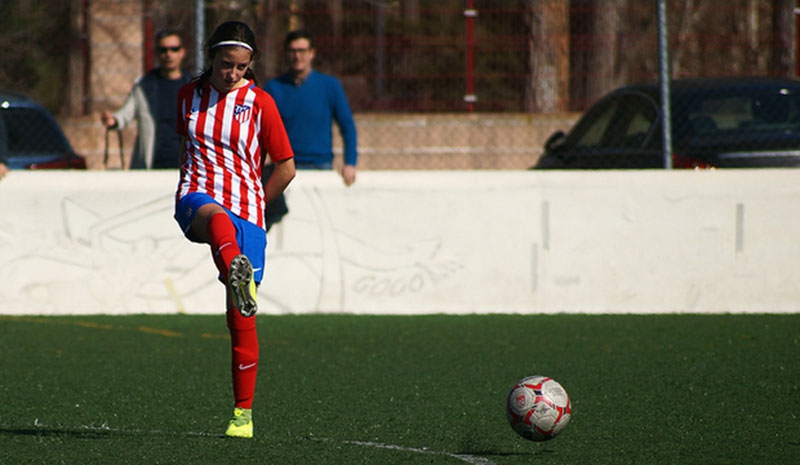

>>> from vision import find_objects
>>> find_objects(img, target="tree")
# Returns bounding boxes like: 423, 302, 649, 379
525, 0, 570, 113
772, 0, 796, 76
585, 0, 625, 105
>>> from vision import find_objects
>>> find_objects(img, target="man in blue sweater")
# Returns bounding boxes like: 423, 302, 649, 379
265, 29, 358, 186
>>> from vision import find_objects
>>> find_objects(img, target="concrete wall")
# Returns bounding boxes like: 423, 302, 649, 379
1, 169, 799, 316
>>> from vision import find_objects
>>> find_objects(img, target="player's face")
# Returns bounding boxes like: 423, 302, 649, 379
285, 38, 315, 77
209, 46, 252, 92
156, 35, 185, 72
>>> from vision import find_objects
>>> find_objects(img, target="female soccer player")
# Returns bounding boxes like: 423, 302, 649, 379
174, 21, 295, 438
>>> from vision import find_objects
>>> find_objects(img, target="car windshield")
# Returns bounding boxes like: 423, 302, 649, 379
0, 107, 71, 157
569, 93, 659, 150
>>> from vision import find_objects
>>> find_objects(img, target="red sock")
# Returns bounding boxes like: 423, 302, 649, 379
207, 212, 240, 280
227, 309, 258, 409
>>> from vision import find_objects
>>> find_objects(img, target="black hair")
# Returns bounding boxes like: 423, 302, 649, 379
283, 29, 314, 50
155, 27, 183, 45
194, 21, 260, 94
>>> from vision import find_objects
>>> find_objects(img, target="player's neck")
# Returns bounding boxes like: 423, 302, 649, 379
209, 77, 250, 93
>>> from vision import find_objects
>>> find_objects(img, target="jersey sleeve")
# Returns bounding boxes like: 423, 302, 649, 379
257, 90, 294, 163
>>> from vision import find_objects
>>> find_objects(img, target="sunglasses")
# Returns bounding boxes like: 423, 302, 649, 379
158, 46, 182, 53
286, 48, 310, 55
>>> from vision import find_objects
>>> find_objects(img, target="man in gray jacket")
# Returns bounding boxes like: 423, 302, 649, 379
101, 28, 190, 169
0, 113, 7, 179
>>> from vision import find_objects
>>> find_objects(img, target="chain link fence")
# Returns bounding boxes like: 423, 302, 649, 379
1, 0, 797, 170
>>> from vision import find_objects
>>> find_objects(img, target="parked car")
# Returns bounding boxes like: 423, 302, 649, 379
532, 77, 800, 169
0, 89, 86, 170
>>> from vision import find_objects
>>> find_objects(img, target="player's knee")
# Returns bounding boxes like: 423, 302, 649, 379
232, 344, 258, 366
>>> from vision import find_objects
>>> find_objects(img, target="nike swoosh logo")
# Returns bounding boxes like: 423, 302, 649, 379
238, 362, 257, 371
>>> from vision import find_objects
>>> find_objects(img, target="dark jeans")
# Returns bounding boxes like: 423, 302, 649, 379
295, 161, 332, 170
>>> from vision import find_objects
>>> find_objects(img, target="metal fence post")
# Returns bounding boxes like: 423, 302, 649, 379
658, 0, 672, 169
195, 0, 205, 72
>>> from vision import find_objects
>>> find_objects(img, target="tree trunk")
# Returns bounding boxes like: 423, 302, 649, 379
585, 0, 624, 105
68, 0, 88, 116
254, 0, 281, 79
772, 0, 796, 76
525, 0, 570, 113
402, 0, 420, 78
289, 0, 304, 31
328, 0, 343, 69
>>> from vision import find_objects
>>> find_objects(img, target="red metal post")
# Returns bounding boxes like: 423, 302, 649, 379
464, 1, 477, 112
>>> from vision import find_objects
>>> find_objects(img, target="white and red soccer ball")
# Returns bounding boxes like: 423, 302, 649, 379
506, 375, 572, 441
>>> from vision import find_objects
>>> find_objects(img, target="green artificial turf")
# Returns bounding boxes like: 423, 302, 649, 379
0, 313, 798, 464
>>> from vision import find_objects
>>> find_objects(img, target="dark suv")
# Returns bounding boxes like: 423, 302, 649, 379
0, 89, 87, 169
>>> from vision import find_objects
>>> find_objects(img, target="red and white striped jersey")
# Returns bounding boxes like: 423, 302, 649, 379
175, 79, 294, 229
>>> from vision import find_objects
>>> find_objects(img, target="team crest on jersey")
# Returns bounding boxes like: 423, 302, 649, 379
234, 104, 252, 123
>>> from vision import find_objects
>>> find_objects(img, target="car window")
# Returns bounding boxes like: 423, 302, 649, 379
572, 94, 657, 150
1, 107, 70, 157
575, 100, 615, 147
685, 91, 800, 134
696, 96, 748, 129
740, 93, 798, 130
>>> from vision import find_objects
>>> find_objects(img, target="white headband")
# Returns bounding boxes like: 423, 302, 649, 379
211, 40, 253, 52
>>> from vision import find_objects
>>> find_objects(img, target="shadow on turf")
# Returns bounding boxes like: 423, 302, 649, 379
0, 427, 116, 439
457, 435, 554, 458
457, 448, 553, 458
0, 426, 225, 439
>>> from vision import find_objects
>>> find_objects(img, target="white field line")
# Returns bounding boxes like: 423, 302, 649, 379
318, 437, 498, 465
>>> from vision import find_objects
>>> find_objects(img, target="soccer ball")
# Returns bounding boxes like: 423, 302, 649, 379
506, 375, 572, 441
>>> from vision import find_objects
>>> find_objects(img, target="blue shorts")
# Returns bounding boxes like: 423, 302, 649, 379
174, 192, 267, 284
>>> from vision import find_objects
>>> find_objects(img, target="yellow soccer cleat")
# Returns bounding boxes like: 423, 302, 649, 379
225, 407, 253, 439
228, 254, 257, 317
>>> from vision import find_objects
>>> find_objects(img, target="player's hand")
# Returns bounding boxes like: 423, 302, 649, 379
0, 162, 8, 180
100, 111, 117, 129
341, 165, 356, 187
